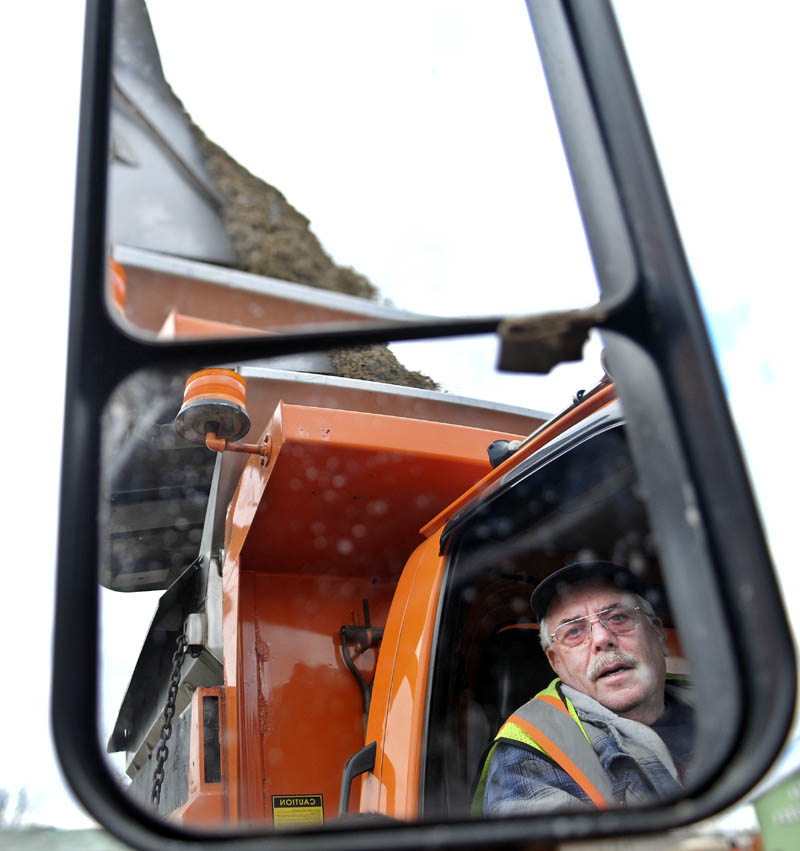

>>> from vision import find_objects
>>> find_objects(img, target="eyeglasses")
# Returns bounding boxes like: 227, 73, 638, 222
550, 605, 642, 648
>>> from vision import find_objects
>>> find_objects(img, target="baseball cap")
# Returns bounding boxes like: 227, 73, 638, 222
530, 560, 647, 622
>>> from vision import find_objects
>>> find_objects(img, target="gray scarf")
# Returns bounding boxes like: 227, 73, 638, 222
561, 685, 685, 805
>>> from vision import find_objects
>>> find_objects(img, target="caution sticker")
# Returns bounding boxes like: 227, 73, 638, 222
271, 794, 324, 828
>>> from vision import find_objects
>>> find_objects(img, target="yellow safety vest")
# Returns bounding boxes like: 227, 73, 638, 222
473, 675, 691, 815
472, 678, 614, 814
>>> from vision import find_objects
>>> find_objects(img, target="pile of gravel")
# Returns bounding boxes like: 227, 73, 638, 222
191, 124, 436, 390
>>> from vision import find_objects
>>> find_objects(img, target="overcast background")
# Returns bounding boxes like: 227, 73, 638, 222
1, 0, 798, 835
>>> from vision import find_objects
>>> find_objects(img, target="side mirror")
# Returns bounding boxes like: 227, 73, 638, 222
53, 1, 794, 849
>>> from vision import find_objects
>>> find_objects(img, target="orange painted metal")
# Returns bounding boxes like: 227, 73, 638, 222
221, 452, 272, 826
665, 629, 683, 658
240, 571, 393, 824
108, 257, 126, 312
420, 382, 618, 539
222, 685, 240, 825
238, 405, 520, 583
361, 534, 448, 818
157, 309, 269, 340
122, 266, 376, 335
219, 430, 276, 824
665, 628, 690, 676
177, 687, 227, 827
217, 401, 522, 825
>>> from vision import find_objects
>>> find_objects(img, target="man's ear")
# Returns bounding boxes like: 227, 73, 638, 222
546, 646, 562, 676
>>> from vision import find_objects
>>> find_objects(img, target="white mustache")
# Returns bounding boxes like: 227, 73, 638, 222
589, 651, 639, 682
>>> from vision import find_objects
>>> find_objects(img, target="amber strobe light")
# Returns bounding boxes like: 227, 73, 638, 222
174, 368, 269, 457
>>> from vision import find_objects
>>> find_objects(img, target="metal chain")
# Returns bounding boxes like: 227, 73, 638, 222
151, 630, 188, 808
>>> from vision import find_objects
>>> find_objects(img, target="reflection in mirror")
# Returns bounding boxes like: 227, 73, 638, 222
99, 0, 705, 834
98, 335, 701, 831
106, 0, 596, 338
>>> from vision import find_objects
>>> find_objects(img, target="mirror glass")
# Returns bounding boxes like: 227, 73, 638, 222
98, 335, 709, 830
106, 0, 597, 339
96, 0, 729, 837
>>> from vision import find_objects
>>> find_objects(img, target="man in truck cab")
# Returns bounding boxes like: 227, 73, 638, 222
475, 561, 693, 814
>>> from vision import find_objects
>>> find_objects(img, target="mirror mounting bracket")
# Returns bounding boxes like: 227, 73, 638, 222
497, 303, 608, 373
496, 287, 640, 374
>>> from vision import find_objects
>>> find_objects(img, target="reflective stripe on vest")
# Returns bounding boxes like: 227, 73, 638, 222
472, 678, 615, 813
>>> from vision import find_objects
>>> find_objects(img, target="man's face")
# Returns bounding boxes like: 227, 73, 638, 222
544, 581, 667, 724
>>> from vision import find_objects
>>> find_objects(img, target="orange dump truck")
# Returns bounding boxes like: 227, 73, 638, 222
105, 341, 682, 828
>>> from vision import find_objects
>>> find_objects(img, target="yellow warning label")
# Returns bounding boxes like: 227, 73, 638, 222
271, 794, 324, 828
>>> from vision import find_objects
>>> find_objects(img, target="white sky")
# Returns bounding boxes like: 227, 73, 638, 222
1, 0, 798, 836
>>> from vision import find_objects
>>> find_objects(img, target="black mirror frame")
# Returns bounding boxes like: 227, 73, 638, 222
53, 1, 795, 849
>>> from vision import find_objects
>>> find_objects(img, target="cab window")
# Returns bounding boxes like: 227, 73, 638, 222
422, 412, 686, 816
